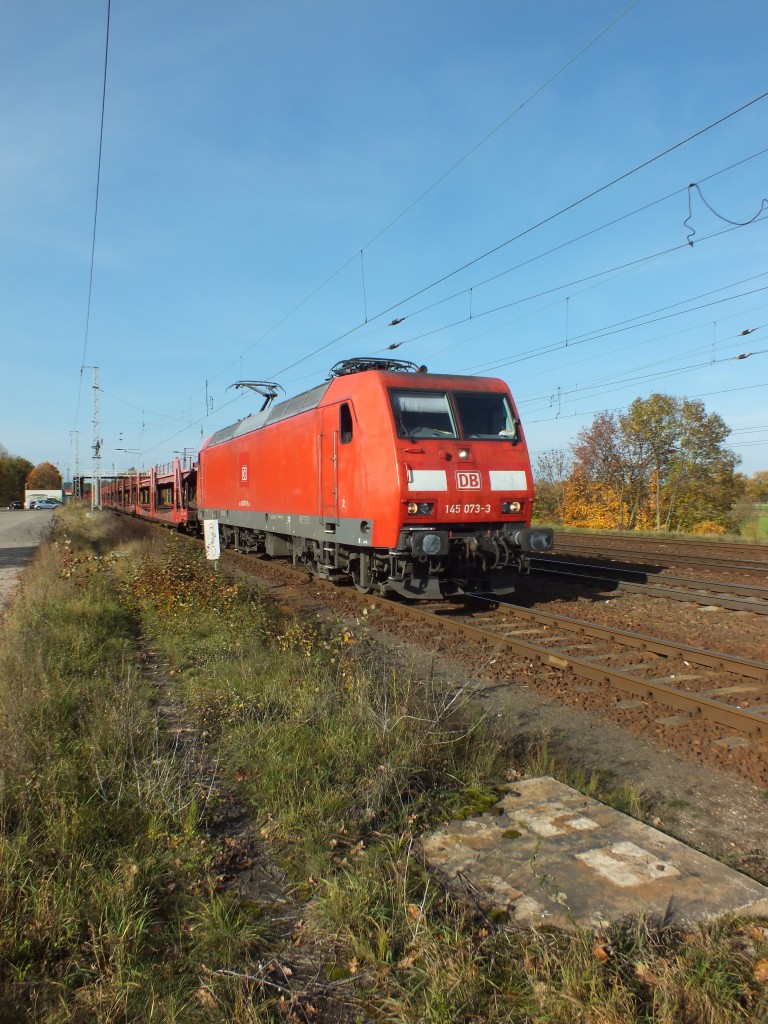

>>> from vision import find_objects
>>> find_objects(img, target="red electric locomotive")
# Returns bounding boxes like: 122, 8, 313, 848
198, 358, 552, 598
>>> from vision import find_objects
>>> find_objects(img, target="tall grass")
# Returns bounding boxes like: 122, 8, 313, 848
0, 510, 269, 1022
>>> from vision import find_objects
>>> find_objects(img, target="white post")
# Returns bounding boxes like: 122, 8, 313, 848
203, 519, 220, 571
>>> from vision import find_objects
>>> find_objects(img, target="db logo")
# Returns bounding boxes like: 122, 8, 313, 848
456, 471, 481, 490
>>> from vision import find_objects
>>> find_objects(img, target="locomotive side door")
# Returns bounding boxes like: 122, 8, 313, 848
318, 406, 339, 525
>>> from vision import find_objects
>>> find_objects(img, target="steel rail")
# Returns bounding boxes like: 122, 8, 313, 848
490, 601, 768, 681
533, 557, 768, 599
386, 603, 768, 739
551, 539, 768, 574
531, 564, 768, 614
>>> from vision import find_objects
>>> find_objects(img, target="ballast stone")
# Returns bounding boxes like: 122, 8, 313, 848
420, 777, 768, 930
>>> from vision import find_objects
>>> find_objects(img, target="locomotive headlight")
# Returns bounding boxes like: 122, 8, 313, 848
407, 501, 434, 515
502, 500, 521, 514
458, 448, 470, 460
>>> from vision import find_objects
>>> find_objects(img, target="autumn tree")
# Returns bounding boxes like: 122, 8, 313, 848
566, 394, 741, 532
0, 444, 33, 505
533, 450, 572, 523
745, 471, 768, 504
27, 461, 63, 489
567, 412, 647, 529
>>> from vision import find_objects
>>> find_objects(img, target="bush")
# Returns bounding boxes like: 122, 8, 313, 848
691, 520, 726, 536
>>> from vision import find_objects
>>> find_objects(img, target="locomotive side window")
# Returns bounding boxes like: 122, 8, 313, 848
452, 391, 519, 441
339, 403, 353, 444
390, 390, 457, 439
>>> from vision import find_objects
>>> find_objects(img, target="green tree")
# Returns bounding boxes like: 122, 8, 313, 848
27, 461, 63, 489
0, 444, 34, 506
659, 398, 739, 530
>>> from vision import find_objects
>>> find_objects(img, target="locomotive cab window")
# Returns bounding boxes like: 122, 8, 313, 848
339, 402, 353, 444
452, 391, 519, 441
390, 390, 457, 439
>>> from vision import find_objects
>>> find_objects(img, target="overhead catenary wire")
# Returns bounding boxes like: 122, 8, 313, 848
525, 380, 768, 428
685, 182, 768, 245
357, 0, 644, 253
523, 344, 768, 410
93, 73, 768, 463
206, 0, 644, 388
134, 254, 768, 462
465, 269, 768, 376
370, 232, 767, 377
374, 91, 768, 324
273, 147, 768, 391
131, 94, 768, 458
264, 89, 768, 382
374, 145, 768, 334
519, 319, 768, 407
73, 0, 111, 434
488, 300, 768, 395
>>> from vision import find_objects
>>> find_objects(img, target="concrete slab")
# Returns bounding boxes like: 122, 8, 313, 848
703, 684, 763, 696
420, 777, 768, 930
656, 714, 694, 726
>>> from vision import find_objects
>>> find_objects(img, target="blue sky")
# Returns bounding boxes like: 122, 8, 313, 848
2, 0, 767, 482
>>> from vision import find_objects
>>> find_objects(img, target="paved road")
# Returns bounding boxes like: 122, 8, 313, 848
0, 509, 53, 609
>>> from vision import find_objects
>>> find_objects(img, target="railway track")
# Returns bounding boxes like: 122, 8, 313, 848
210, 535, 768, 784
375, 597, 768, 741
218, 543, 768, 747
530, 557, 768, 614
551, 535, 768, 576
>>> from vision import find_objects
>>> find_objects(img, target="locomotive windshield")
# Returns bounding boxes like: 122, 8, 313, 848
390, 388, 518, 441
391, 390, 458, 439
452, 391, 519, 441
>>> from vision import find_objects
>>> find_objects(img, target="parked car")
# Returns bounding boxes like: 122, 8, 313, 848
34, 499, 60, 510
10, 500, 23, 510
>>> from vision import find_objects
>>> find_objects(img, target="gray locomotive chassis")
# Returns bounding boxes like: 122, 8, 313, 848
200, 506, 531, 598
201, 507, 372, 549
